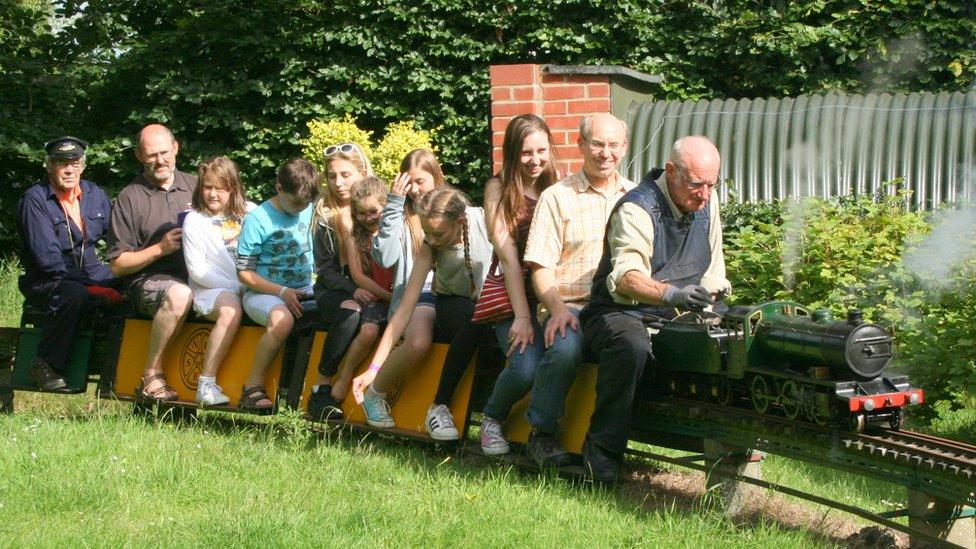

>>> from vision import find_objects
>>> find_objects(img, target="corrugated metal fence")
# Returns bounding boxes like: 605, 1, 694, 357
622, 91, 976, 209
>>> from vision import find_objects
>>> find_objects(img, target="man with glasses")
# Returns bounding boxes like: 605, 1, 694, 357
17, 137, 120, 391
521, 113, 636, 468
107, 124, 197, 402
579, 135, 731, 484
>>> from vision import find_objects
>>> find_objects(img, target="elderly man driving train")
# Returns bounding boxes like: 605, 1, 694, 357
579, 135, 731, 483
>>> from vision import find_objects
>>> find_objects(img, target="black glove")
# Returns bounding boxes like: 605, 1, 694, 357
662, 284, 713, 310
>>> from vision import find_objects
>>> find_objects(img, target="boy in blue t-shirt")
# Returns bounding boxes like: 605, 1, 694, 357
235, 158, 320, 410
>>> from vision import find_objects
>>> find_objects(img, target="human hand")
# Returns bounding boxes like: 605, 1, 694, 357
506, 316, 535, 357
390, 172, 411, 197
159, 228, 183, 255
85, 285, 124, 305
662, 284, 713, 310
353, 288, 377, 304
351, 369, 377, 404
280, 287, 304, 318
544, 308, 579, 348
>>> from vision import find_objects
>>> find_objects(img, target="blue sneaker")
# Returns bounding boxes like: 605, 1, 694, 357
362, 390, 395, 428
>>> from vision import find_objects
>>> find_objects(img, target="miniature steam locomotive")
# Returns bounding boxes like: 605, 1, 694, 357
651, 301, 924, 432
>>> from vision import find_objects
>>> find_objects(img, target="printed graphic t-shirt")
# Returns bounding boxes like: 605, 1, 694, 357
237, 200, 314, 288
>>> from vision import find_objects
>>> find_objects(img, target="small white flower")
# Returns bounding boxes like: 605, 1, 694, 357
30, 452, 37, 460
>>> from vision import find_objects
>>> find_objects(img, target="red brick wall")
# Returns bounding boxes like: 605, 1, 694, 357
489, 64, 612, 176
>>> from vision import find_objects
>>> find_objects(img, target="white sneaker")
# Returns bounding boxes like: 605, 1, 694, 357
480, 416, 510, 455
425, 404, 460, 441
196, 382, 230, 406
362, 390, 395, 429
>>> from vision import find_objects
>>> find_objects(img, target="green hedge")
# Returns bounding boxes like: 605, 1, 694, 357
3, 0, 975, 246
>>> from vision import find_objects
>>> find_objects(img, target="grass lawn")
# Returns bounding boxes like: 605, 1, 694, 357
1, 390, 910, 548
0, 257, 935, 547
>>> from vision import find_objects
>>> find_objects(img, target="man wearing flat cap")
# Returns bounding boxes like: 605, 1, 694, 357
17, 136, 121, 392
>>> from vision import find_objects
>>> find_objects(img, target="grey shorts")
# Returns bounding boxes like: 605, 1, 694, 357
130, 274, 190, 317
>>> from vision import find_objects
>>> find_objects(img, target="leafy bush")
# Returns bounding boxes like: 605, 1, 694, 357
300, 117, 436, 183
301, 115, 375, 173
723, 191, 976, 417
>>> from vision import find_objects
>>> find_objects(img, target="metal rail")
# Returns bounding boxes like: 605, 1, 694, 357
630, 397, 976, 507
624, 446, 966, 549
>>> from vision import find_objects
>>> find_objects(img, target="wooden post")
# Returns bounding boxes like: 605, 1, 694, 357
702, 438, 765, 517
907, 489, 975, 548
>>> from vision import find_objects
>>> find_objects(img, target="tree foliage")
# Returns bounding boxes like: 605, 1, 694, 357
2, 0, 974, 246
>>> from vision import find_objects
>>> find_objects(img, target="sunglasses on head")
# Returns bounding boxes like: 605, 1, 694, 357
324, 143, 358, 157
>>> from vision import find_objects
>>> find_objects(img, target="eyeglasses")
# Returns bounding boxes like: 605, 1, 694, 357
584, 139, 624, 153
324, 143, 357, 157
354, 209, 383, 221
679, 169, 721, 191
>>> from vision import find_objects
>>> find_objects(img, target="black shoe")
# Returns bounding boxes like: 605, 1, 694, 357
527, 430, 572, 468
308, 386, 344, 420
582, 437, 620, 485
28, 358, 68, 392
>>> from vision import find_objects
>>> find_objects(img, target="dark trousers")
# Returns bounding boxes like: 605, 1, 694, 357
22, 280, 91, 371
315, 289, 360, 377
432, 294, 495, 407
582, 310, 652, 457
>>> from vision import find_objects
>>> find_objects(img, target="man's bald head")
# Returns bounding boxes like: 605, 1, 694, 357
665, 136, 721, 214
135, 124, 179, 186
669, 135, 720, 175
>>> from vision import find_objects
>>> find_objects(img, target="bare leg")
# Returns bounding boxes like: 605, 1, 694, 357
314, 300, 360, 387
143, 283, 193, 384
201, 292, 244, 378
331, 322, 380, 400
246, 305, 294, 387
373, 306, 435, 393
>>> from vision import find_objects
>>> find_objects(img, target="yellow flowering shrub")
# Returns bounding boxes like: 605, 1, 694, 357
301, 115, 436, 183
371, 121, 437, 181
301, 115, 374, 172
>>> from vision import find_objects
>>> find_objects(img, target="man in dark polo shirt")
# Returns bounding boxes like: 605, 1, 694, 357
107, 124, 197, 402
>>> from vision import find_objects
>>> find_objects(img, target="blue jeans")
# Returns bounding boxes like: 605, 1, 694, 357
526, 309, 584, 434
482, 315, 545, 422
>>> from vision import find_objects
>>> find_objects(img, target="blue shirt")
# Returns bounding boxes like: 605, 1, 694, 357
237, 200, 313, 288
17, 179, 114, 292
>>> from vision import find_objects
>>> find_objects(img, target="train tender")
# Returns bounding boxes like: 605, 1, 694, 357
650, 301, 923, 432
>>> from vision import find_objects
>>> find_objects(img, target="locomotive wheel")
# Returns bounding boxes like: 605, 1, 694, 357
750, 375, 773, 414
888, 410, 903, 431
712, 378, 732, 405
810, 403, 831, 426
849, 413, 866, 433
779, 380, 800, 420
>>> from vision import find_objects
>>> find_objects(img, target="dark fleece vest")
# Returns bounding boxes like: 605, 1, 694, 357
584, 168, 711, 321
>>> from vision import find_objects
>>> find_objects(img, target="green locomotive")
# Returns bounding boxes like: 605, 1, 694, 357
651, 301, 923, 432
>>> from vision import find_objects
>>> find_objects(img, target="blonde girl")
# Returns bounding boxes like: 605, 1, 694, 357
308, 143, 374, 420
353, 150, 447, 419
182, 155, 253, 406
352, 188, 492, 436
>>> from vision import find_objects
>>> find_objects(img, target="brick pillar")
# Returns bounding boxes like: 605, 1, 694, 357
489, 64, 612, 177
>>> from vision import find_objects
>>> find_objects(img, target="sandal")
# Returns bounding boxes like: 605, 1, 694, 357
136, 373, 178, 403
239, 384, 274, 411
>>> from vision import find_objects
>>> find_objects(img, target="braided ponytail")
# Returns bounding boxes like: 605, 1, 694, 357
461, 219, 475, 295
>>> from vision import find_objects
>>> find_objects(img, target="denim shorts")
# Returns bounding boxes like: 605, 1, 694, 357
417, 291, 436, 308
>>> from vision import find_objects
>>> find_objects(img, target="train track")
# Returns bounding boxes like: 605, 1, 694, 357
853, 428, 976, 479
634, 397, 976, 496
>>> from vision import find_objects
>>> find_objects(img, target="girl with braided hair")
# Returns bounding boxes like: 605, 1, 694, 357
351, 187, 492, 437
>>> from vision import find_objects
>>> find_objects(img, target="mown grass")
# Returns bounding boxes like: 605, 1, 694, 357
1, 394, 839, 548
0, 256, 955, 546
